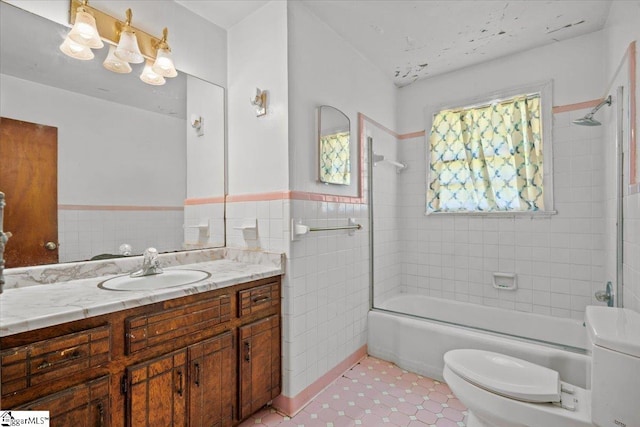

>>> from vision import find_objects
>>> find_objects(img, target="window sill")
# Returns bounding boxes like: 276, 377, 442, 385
425, 210, 557, 218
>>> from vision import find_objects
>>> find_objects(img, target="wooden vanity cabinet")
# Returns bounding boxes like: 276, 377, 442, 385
238, 315, 280, 420
0, 275, 281, 427
17, 375, 111, 427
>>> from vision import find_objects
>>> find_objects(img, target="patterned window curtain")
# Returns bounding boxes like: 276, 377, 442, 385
427, 94, 543, 213
320, 131, 351, 185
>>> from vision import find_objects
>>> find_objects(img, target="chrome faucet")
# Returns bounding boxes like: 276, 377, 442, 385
130, 247, 163, 277
0, 192, 11, 294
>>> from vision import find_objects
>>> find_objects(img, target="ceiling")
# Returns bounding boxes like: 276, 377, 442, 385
178, 0, 613, 88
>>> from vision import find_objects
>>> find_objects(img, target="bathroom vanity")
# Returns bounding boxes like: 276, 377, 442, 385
0, 250, 283, 427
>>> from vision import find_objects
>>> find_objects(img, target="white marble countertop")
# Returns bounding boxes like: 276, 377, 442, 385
0, 258, 283, 337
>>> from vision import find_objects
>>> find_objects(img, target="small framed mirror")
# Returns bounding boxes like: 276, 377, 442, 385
318, 105, 351, 185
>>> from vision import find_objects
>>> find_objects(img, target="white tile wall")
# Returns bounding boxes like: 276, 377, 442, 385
624, 193, 640, 311
392, 110, 607, 320
288, 199, 369, 396
371, 131, 402, 303
184, 203, 225, 248
225, 199, 289, 254
58, 209, 183, 262
225, 196, 369, 398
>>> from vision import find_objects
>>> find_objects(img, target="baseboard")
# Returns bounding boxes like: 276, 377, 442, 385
272, 345, 368, 416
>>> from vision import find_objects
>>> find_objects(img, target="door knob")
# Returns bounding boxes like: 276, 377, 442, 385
44, 241, 57, 251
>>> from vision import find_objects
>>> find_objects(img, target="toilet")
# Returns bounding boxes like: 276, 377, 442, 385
443, 306, 640, 427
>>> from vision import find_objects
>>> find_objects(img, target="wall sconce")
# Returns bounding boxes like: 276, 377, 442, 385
250, 88, 268, 117
59, 0, 178, 86
190, 114, 204, 136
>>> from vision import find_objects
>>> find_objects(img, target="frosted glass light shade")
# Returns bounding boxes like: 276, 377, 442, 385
103, 45, 132, 74
152, 48, 178, 78
59, 36, 94, 60
68, 10, 103, 49
114, 30, 144, 64
140, 60, 166, 86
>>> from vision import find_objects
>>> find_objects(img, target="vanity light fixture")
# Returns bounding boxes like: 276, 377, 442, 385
114, 9, 144, 64
59, 36, 95, 61
66, 0, 103, 49
152, 28, 178, 78
62, 0, 178, 86
140, 60, 166, 86
103, 45, 132, 73
250, 88, 268, 117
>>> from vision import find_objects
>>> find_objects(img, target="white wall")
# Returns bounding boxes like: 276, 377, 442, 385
227, 1, 289, 195
1, 74, 185, 206
225, 1, 397, 403
284, 2, 396, 399
1, 74, 186, 261
186, 76, 225, 199
5, 0, 227, 87
398, 30, 605, 134
392, 31, 609, 320
604, 1, 640, 313
287, 1, 396, 196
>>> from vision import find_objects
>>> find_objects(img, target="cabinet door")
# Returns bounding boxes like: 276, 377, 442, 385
127, 349, 187, 427
238, 315, 280, 420
16, 375, 110, 427
188, 331, 235, 427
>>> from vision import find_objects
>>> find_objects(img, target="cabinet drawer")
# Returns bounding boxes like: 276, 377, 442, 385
126, 294, 231, 354
17, 375, 110, 427
238, 282, 280, 318
1, 326, 111, 396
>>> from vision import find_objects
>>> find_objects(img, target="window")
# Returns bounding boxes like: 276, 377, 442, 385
426, 85, 552, 214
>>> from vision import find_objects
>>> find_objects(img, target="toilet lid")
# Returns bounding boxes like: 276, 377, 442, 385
444, 349, 561, 403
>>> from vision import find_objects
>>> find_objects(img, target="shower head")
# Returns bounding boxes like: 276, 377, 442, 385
572, 95, 612, 126
572, 116, 602, 126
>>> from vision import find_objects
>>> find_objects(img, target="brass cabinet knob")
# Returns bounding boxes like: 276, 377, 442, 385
45, 241, 57, 251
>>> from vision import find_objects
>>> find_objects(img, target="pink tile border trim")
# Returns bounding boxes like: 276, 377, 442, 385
184, 196, 225, 205
223, 95, 618, 204
360, 113, 400, 138
395, 99, 607, 140
272, 345, 368, 417
58, 204, 182, 211
226, 191, 292, 202
224, 191, 368, 205
398, 130, 426, 140
551, 99, 602, 114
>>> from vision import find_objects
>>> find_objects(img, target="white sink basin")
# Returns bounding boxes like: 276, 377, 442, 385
98, 269, 211, 291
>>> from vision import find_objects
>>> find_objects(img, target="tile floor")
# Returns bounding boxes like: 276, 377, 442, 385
240, 356, 467, 427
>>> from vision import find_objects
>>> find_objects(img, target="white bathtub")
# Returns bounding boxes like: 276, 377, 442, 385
368, 294, 590, 388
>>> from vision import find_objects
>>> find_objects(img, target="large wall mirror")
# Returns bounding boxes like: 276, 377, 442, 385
318, 105, 351, 185
0, 2, 225, 268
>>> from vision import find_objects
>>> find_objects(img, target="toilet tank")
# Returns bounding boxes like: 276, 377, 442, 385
585, 306, 640, 427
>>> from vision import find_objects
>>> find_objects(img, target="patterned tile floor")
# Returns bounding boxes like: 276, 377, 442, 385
239, 356, 467, 427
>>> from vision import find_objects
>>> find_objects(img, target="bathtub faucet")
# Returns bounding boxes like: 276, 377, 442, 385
0, 192, 11, 294
130, 247, 163, 277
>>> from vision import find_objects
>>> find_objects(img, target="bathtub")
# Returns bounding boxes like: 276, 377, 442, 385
368, 294, 590, 388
